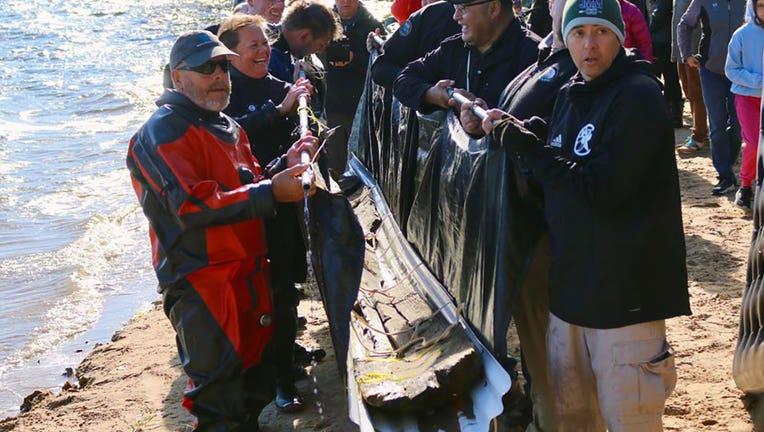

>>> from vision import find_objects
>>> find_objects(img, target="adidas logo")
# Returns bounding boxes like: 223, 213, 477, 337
551, 134, 562, 148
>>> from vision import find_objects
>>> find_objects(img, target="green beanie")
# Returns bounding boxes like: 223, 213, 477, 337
562, 0, 625, 45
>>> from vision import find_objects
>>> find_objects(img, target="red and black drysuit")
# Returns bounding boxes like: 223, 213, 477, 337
127, 89, 285, 431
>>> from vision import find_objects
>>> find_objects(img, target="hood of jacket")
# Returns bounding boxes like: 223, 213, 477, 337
746, 0, 764, 26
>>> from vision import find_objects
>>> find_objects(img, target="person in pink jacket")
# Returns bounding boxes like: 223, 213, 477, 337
620, 0, 654, 61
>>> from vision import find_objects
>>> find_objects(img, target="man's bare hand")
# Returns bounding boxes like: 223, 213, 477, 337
482, 109, 509, 135
366, 29, 383, 53
286, 135, 319, 167
272, 164, 315, 202
447, 88, 476, 109
423, 79, 455, 108
458, 97, 488, 136
686, 56, 700, 69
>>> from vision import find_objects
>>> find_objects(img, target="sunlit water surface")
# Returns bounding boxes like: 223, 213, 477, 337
0, 0, 231, 417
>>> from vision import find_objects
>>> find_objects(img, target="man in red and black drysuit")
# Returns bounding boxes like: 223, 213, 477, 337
126, 30, 317, 431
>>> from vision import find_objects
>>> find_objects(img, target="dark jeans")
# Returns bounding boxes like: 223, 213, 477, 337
699, 66, 741, 182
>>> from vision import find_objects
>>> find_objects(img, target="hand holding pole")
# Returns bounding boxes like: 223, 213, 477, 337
297, 67, 312, 190
367, 31, 384, 54
447, 88, 488, 121
372, 34, 385, 50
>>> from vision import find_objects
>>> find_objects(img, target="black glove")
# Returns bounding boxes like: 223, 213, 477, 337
493, 114, 544, 154
522, 116, 548, 141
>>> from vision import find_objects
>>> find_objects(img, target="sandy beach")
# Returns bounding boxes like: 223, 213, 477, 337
0, 122, 760, 431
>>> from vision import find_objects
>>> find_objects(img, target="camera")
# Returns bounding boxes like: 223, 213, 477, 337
326, 39, 352, 63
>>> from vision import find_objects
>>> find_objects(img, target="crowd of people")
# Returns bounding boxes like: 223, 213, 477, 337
126, 0, 763, 429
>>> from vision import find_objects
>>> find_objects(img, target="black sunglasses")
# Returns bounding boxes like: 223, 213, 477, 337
177, 59, 230, 75
454, 0, 495, 12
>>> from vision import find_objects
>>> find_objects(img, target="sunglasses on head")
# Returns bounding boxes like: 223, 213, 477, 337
177, 59, 230, 75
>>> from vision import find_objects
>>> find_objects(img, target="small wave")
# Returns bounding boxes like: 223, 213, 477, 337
24, 168, 134, 218
0, 208, 145, 379
0, 120, 40, 142
90, 10, 126, 17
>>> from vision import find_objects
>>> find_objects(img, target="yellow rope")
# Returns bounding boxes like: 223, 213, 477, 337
357, 371, 424, 384
355, 323, 456, 384
296, 104, 327, 137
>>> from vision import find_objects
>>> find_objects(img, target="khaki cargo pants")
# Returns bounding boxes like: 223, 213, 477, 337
544, 314, 677, 432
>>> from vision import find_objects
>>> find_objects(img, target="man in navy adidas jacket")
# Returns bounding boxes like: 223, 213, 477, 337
479, 0, 691, 428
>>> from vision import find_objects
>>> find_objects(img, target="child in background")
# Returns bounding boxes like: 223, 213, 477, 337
725, 0, 764, 212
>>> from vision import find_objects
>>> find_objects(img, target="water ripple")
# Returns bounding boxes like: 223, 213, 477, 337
0, 0, 230, 418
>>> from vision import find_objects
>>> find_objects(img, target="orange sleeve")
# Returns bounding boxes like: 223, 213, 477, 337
391, 0, 422, 23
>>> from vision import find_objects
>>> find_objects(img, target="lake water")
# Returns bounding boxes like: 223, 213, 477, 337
0, 0, 232, 418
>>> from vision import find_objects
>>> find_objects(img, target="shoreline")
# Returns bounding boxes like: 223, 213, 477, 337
0, 292, 158, 421
0, 297, 358, 432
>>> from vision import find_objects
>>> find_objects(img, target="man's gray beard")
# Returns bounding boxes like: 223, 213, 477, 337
183, 85, 230, 113
202, 94, 230, 112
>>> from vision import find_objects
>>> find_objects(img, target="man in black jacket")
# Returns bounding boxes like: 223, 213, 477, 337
458, 1, 576, 429
369, 1, 461, 88
323, 0, 383, 175
393, 0, 540, 113
479, 0, 691, 428
268, 0, 340, 84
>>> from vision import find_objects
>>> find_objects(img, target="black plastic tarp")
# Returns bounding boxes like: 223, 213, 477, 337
350, 76, 420, 233
350, 61, 544, 357
305, 188, 365, 376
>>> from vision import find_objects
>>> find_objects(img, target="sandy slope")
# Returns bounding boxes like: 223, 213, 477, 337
0, 124, 760, 431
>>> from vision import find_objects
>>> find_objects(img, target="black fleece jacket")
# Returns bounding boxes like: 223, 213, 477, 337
224, 68, 297, 166
393, 17, 540, 112
495, 50, 691, 329
371, 1, 461, 88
